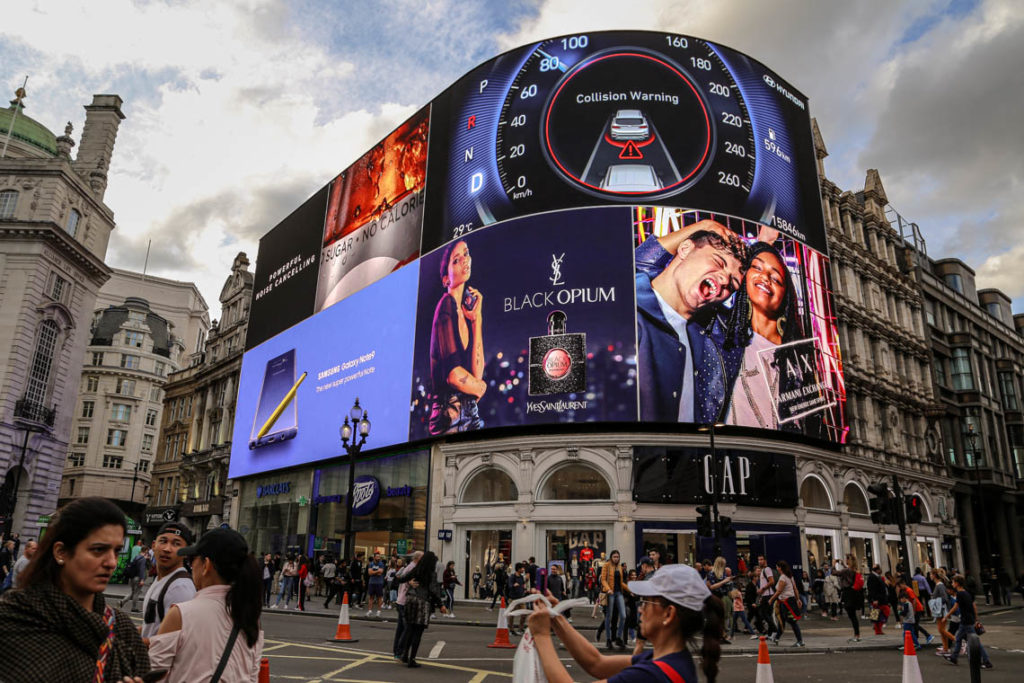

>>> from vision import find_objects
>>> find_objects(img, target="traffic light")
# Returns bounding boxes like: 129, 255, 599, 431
905, 495, 923, 524
696, 505, 713, 537
868, 483, 893, 525
718, 516, 735, 539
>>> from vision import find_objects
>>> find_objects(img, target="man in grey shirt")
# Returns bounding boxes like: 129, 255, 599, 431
141, 522, 197, 639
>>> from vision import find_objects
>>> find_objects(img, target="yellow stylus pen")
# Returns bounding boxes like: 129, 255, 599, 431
256, 371, 307, 439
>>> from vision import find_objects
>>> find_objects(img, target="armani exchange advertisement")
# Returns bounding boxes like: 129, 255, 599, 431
233, 30, 846, 479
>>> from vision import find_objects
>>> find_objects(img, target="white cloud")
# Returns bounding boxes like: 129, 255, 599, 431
2, 0, 412, 319
4, 0, 1023, 314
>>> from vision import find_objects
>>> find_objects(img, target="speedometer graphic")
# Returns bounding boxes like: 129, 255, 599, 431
423, 30, 824, 254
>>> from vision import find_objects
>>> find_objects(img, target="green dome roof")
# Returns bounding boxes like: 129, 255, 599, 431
0, 103, 57, 156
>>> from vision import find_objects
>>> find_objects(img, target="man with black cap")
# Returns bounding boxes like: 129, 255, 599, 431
141, 521, 197, 640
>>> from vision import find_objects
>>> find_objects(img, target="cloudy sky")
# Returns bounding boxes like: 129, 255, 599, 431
3, 0, 1021, 318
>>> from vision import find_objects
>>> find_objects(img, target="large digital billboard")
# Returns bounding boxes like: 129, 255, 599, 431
231, 30, 845, 479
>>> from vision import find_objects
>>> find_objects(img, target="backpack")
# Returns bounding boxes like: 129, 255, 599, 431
852, 572, 864, 592
155, 568, 191, 622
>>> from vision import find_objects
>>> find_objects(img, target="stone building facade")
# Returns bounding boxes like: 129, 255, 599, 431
58, 270, 209, 518
0, 92, 124, 538
144, 253, 251, 537
897, 223, 1024, 581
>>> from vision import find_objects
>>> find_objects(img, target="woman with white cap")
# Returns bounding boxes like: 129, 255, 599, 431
528, 563, 725, 682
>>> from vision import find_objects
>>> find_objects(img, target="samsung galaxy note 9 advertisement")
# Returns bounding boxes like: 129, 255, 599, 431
229, 264, 420, 478
236, 30, 847, 478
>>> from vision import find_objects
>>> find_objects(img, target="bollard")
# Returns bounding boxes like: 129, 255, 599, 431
967, 633, 981, 683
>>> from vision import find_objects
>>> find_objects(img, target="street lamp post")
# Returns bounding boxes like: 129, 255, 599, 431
129, 461, 140, 506
699, 422, 726, 559
1, 424, 46, 536
339, 398, 371, 562
965, 423, 993, 576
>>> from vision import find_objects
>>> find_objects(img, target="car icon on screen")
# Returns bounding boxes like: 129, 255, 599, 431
599, 164, 663, 193
609, 109, 650, 141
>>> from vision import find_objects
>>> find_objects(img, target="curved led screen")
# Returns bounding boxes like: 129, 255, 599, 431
231, 30, 845, 478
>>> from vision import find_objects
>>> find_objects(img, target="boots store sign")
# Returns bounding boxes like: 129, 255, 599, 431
632, 446, 798, 508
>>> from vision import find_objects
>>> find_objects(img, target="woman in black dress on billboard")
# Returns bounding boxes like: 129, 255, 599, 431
428, 240, 486, 434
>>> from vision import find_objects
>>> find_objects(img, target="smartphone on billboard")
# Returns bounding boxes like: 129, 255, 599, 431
249, 349, 300, 449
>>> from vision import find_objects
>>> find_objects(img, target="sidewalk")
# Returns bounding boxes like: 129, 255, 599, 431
102, 582, 1020, 654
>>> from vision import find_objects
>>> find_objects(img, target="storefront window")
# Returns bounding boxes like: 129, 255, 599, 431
466, 530, 512, 599
842, 483, 869, 515
539, 464, 610, 500
847, 537, 873, 572
804, 534, 833, 570
313, 449, 428, 560
643, 531, 696, 567
462, 468, 517, 503
238, 475, 312, 556
799, 476, 832, 511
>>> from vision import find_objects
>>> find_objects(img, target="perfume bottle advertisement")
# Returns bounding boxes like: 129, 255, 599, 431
408, 206, 638, 440
229, 263, 420, 479
632, 206, 843, 443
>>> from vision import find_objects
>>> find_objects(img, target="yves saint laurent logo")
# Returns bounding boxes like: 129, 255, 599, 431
549, 253, 565, 286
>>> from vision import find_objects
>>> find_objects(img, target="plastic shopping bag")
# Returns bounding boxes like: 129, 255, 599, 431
506, 594, 591, 683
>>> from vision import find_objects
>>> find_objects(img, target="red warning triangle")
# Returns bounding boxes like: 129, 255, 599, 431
619, 140, 644, 159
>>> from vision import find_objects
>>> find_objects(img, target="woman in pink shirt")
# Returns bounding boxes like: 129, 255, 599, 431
123, 528, 264, 683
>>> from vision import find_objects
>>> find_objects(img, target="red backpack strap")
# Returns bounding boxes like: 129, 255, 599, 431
654, 659, 686, 683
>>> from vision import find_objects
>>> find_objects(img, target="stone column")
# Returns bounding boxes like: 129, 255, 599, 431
994, 498, 1016, 577
1007, 501, 1024, 579
957, 493, 982, 585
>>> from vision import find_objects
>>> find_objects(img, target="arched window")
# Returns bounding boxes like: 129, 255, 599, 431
66, 209, 81, 238
25, 320, 59, 406
0, 190, 17, 218
800, 475, 833, 511
539, 463, 611, 501
462, 468, 517, 503
843, 483, 870, 515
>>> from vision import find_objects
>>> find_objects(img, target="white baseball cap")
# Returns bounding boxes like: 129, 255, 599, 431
627, 563, 711, 612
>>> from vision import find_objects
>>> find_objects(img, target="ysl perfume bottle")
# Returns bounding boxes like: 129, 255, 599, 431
529, 310, 586, 395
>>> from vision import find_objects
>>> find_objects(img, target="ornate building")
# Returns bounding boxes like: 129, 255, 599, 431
897, 218, 1024, 582
58, 270, 209, 518
812, 121, 959, 572
0, 91, 125, 538
144, 253, 251, 537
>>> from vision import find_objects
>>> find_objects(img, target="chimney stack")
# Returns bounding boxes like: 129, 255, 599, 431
74, 94, 125, 201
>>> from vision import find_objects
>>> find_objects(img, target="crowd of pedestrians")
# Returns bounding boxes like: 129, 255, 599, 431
0, 501, 1015, 681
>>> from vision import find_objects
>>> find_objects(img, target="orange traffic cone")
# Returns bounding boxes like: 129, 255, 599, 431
327, 592, 359, 642
755, 636, 774, 683
258, 657, 270, 683
487, 596, 517, 648
901, 629, 923, 683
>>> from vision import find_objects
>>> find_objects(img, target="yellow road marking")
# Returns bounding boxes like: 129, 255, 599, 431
323, 653, 380, 676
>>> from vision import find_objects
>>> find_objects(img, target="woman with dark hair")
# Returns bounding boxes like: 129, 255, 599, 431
140, 527, 264, 682
723, 241, 805, 431
768, 560, 805, 647
427, 239, 486, 435
528, 564, 725, 682
397, 550, 447, 667
0, 497, 150, 682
